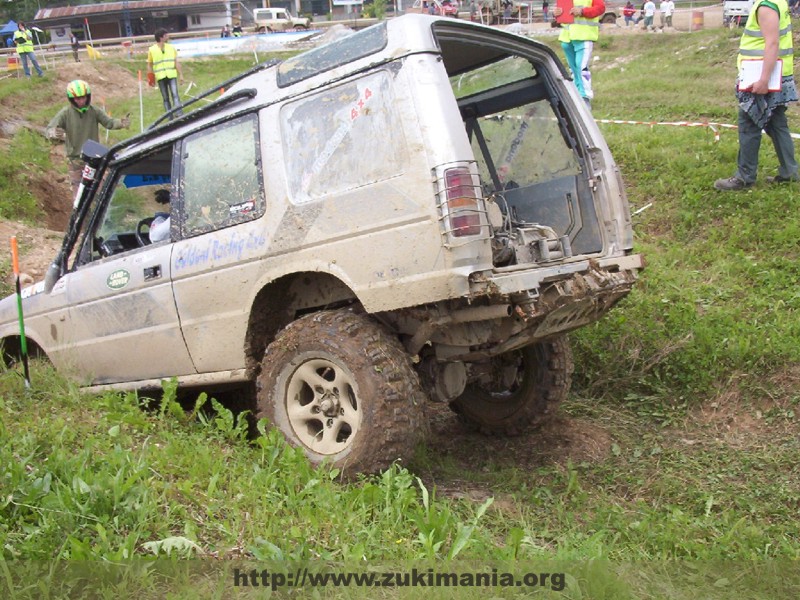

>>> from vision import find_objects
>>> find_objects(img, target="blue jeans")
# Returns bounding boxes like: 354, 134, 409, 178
19, 51, 43, 77
157, 77, 183, 117
735, 105, 798, 184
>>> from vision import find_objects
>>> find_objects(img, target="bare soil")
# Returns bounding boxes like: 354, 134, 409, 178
0, 61, 141, 285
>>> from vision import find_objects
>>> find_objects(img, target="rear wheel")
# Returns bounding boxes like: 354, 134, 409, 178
256, 309, 426, 473
449, 337, 572, 435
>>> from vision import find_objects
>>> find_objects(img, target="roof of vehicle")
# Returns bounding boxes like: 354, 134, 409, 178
113, 15, 563, 160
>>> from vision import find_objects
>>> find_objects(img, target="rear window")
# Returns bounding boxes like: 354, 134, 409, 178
277, 22, 388, 88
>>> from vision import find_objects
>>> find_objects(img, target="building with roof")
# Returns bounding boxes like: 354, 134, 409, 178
33, 0, 313, 44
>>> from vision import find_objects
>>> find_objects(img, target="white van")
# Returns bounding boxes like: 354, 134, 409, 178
723, 0, 754, 25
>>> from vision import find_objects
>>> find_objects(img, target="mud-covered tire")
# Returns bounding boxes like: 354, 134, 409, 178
449, 337, 573, 435
256, 309, 426, 473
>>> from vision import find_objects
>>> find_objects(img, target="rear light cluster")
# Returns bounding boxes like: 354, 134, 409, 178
440, 166, 483, 238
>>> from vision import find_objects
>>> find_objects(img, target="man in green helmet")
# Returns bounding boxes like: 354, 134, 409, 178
46, 80, 130, 198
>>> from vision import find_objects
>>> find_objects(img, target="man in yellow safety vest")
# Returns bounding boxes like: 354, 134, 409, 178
714, 0, 798, 190
13, 22, 43, 78
147, 28, 183, 119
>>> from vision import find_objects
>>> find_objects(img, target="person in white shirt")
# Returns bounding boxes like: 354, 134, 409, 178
149, 189, 171, 243
643, 0, 656, 31
659, 0, 675, 29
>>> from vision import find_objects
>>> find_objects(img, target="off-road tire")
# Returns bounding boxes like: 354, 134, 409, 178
449, 337, 572, 436
256, 309, 426, 473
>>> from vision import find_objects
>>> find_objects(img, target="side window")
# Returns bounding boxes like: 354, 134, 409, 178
179, 114, 264, 237
281, 70, 407, 204
73, 145, 175, 267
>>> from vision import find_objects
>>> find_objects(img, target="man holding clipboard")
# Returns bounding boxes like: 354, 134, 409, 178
714, 0, 798, 190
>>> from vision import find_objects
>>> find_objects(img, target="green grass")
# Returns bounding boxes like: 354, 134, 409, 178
2, 27, 800, 598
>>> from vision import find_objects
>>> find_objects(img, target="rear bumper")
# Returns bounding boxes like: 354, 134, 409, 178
438, 254, 644, 358
469, 254, 643, 298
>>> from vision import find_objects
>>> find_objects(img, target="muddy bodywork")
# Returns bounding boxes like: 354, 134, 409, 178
0, 15, 641, 399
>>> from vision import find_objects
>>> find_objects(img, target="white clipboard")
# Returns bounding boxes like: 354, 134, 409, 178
738, 59, 782, 92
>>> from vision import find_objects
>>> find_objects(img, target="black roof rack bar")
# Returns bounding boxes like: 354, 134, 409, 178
107, 87, 257, 158
150, 59, 281, 130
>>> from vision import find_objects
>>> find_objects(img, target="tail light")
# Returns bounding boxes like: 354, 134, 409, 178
443, 166, 481, 237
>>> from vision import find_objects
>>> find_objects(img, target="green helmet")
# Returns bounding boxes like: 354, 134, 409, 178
66, 79, 91, 112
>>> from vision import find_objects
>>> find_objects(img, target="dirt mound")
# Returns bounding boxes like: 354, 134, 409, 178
47, 61, 141, 108
0, 220, 63, 286
0, 61, 140, 276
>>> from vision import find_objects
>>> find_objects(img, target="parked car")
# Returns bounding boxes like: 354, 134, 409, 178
2, 15, 642, 474
723, 0, 754, 25
253, 7, 311, 33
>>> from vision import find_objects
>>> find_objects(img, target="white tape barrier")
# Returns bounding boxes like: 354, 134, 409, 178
595, 118, 800, 142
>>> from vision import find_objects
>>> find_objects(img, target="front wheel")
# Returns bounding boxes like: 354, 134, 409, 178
449, 337, 573, 435
256, 309, 426, 473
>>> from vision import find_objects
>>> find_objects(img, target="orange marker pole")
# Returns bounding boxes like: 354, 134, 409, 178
10, 237, 31, 388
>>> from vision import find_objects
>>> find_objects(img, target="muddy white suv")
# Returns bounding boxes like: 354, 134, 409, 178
253, 7, 311, 33
1, 15, 642, 473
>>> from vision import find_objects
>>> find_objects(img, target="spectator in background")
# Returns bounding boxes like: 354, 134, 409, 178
504, 0, 515, 22
147, 29, 183, 118
659, 0, 675, 29
232, 23, 243, 36
542, 0, 550, 22
635, 2, 645, 24
623, 1, 636, 26
643, 0, 656, 31
69, 32, 80, 62
221, 24, 231, 38
470, 0, 478, 21
13, 22, 43, 78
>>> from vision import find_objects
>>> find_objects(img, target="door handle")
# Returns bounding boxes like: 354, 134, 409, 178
144, 265, 162, 281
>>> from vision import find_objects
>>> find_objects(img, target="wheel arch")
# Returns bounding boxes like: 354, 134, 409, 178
1, 334, 47, 367
244, 271, 361, 376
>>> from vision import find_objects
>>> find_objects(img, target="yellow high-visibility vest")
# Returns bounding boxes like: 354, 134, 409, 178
14, 29, 34, 54
149, 43, 178, 80
568, 0, 601, 42
738, 0, 793, 77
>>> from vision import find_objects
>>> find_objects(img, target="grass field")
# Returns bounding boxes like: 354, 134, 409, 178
1, 25, 800, 598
